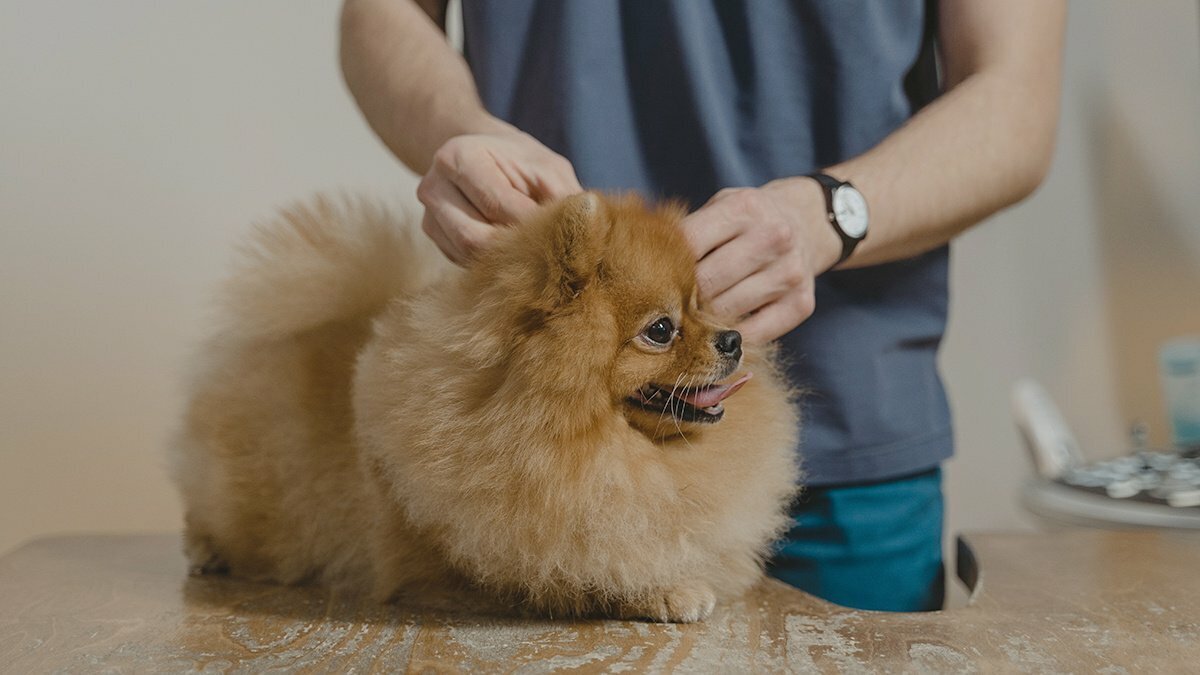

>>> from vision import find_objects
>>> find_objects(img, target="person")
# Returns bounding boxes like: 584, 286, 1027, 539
338, 0, 1066, 612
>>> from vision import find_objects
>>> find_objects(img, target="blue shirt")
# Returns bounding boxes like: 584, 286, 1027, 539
462, 0, 951, 485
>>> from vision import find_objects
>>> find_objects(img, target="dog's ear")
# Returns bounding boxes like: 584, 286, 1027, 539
542, 191, 610, 302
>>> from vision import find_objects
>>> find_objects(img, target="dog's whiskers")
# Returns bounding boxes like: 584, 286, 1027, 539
671, 373, 698, 451
652, 371, 686, 437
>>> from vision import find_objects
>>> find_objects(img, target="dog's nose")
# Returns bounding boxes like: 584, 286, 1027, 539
715, 330, 742, 358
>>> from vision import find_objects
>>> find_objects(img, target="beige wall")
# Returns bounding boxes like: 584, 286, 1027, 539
942, 0, 1200, 536
2, 1, 1198, 555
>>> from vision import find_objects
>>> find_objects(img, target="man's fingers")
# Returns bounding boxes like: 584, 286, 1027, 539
736, 292, 815, 345
537, 158, 584, 200
736, 302, 790, 346
421, 209, 466, 265
536, 174, 582, 202
417, 175, 498, 265
708, 268, 789, 322
694, 235, 776, 301
709, 187, 745, 203
682, 187, 758, 261
681, 207, 741, 262
452, 158, 542, 224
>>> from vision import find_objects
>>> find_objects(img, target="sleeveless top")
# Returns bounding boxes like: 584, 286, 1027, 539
461, 0, 951, 486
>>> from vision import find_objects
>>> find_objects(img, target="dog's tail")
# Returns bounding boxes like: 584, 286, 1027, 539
215, 195, 444, 342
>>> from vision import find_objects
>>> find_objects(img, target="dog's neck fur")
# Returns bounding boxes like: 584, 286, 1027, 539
399, 270, 622, 443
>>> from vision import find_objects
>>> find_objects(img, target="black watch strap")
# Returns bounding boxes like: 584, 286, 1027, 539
806, 172, 864, 266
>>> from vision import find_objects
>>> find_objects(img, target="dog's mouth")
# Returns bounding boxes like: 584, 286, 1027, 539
627, 373, 752, 424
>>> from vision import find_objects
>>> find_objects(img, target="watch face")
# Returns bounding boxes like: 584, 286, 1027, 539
832, 186, 869, 239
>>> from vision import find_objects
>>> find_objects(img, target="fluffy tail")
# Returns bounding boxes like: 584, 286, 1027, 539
216, 195, 444, 342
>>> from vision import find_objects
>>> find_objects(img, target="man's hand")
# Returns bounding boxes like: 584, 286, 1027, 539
681, 179, 842, 345
339, 1, 581, 264
417, 128, 582, 265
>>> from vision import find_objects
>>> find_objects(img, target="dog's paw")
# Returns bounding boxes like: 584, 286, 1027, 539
662, 584, 717, 623
620, 583, 717, 623
184, 532, 229, 576
188, 552, 230, 577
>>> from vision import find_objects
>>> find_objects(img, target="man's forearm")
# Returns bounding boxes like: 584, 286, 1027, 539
339, 0, 505, 174
805, 0, 1067, 270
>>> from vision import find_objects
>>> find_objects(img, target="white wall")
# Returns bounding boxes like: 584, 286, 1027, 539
2, 1, 1198, 555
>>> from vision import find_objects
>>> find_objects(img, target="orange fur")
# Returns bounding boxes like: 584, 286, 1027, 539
172, 192, 801, 622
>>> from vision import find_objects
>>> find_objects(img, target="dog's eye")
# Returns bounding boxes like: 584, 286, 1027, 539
644, 317, 676, 345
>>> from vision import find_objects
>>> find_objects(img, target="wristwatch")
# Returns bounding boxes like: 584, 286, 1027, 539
806, 172, 869, 266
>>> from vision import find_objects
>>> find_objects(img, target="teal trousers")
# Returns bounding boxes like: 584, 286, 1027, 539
767, 467, 945, 612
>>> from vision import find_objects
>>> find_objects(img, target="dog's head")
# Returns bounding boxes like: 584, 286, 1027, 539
472, 192, 748, 439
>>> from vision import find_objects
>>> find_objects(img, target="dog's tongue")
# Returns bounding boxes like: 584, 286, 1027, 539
677, 373, 752, 409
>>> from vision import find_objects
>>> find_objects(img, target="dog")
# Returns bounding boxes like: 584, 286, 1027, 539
171, 192, 800, 622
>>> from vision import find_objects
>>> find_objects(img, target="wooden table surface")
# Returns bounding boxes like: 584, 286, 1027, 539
1, 530, 1198, 673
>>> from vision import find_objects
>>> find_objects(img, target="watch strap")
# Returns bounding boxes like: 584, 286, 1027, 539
806, 172, 864, 265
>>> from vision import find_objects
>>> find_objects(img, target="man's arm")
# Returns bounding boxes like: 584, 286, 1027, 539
339, 0, 580, 264
828, 0, 1066, 267
340, 0, 492, 174
683, 0, 1067, 343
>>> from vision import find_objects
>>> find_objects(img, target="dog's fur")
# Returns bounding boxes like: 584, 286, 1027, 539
172, 192, 800, 622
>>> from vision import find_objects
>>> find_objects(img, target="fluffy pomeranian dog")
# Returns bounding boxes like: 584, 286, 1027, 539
172, 192, 800, 622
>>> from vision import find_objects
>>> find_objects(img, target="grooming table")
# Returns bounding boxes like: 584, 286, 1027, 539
2, 531, 1198, 672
